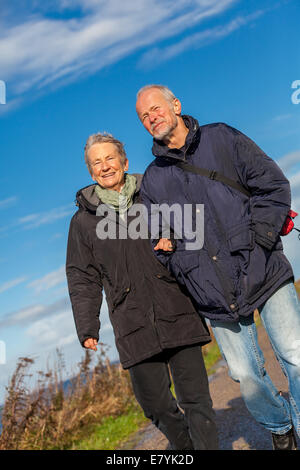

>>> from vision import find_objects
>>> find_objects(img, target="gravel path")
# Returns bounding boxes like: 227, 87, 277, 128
121, 324, 299, 450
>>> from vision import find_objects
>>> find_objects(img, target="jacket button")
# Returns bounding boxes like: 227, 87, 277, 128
230, 304, 236, 310
125, 287, 130, 292
156, 274, 162, 279
267, 231, 273, 238
212, 256, 217, 261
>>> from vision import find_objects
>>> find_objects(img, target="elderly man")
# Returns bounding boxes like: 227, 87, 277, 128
66, 132, 218, 450
136, 84, 300, 450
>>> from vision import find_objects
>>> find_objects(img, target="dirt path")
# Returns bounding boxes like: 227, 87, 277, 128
120, 325, 299, 450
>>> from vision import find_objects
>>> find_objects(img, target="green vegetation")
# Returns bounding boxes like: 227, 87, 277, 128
0, 338, 222, 451
67, 405, 147, 450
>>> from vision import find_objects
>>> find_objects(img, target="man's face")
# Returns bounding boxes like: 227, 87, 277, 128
88, 142, 128, 192
136, 89, 180, 140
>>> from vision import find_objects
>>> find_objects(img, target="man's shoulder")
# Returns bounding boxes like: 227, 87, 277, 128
200, 121, 239, 136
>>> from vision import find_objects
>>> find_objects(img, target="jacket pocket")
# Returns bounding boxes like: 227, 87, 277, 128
111, 288, 144, 337
226, 222, 270, 302
227, 221, 255, 253
173, 251, 233, 312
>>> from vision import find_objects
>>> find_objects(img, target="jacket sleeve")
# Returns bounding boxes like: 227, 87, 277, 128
140, 173, 175, 269
232, 127, 291, 250
66, 213, 103, 346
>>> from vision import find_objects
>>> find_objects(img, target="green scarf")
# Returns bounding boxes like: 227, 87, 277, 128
94, 173, 137, 215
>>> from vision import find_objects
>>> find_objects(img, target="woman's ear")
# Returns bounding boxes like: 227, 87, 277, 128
124, 158, 129, 172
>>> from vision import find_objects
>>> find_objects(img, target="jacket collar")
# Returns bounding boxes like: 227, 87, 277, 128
75, 173, 143, 213
151, 115, 200, 161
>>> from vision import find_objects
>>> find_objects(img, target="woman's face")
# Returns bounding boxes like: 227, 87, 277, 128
88, 142, 128, 192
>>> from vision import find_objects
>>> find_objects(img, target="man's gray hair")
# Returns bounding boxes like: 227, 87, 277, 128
84, 132, 127, 173
136, 84, 176, 105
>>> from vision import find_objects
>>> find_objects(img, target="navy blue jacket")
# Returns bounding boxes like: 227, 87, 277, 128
140, 116, 294, 322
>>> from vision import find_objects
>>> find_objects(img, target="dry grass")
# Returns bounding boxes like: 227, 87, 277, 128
0, 345, 136, 450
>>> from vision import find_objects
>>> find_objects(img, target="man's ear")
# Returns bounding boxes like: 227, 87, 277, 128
173, 98, 182, 116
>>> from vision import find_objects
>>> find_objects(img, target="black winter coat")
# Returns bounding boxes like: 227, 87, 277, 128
140, 116, 294, 322
66, 175, 210, 369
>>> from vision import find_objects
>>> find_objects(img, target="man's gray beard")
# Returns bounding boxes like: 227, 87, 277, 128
153, 118, 178, 141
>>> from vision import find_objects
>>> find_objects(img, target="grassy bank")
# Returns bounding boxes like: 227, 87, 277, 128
64, 334, 222, 450
0, 334, 222, 451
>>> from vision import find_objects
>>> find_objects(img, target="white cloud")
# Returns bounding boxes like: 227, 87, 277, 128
277, 150, 300, 173
18, 204, 74, 229
0, 296, 70, 327
0, 203, 74, 236
0, 0, 237, 104
27, 266, 66, 294
25, 310, 77, 350
0, 196, 17, 209
138, 9, 266, 68
0, 276, 27, 294
273, 114, 293, 122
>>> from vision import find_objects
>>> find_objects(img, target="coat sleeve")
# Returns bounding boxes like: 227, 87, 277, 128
140, 173, 175, 269
66, 213, 103, 346
231, 127, 291, 250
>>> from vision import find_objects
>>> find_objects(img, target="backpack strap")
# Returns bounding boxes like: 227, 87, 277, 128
175, 160, 251, 198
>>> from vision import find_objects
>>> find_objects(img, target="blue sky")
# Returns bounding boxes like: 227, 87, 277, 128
0, 0, 299, 402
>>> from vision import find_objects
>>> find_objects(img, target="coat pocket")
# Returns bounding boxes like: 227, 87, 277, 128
173, 251, 232, 312
111, 288, 144, 337
227, 221, 255, 253
226, 222, 268, 302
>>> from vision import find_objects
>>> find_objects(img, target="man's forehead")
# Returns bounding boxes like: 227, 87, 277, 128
137, 88, 167, 108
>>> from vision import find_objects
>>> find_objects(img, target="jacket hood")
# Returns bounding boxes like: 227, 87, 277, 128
152, 115, 201, 161
75, 173, 143, 212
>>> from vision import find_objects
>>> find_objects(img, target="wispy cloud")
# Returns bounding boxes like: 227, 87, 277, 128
25, 310, 77, 350
0, 196, 17, 210
277, 150, 300, 173
0, 276, 27, 294
273, 114, 293, 122
18, 204, 74, 229
0, 296, 70, 328
0, 0, 237, 107
0, 203, 74, 236
138, 9, 266, 68
27, 266, 66, 294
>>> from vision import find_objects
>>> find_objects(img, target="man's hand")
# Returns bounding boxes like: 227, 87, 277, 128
84, 338, 98, 351
154, 238, 174, 252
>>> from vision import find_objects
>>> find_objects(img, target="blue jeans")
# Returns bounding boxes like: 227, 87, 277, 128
210, 281, 300, 436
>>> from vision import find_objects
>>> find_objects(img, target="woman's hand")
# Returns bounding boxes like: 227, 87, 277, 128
83, 338, 98, 351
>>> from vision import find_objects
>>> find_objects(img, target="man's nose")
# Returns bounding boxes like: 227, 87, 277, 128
148, 111, 157, 122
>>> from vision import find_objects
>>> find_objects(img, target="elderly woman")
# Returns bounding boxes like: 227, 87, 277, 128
66, 133, 218, 450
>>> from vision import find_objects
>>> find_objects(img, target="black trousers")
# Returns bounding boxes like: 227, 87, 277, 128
129, 343, 218, 450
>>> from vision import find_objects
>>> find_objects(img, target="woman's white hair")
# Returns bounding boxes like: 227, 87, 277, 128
84, 132, 126, 173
